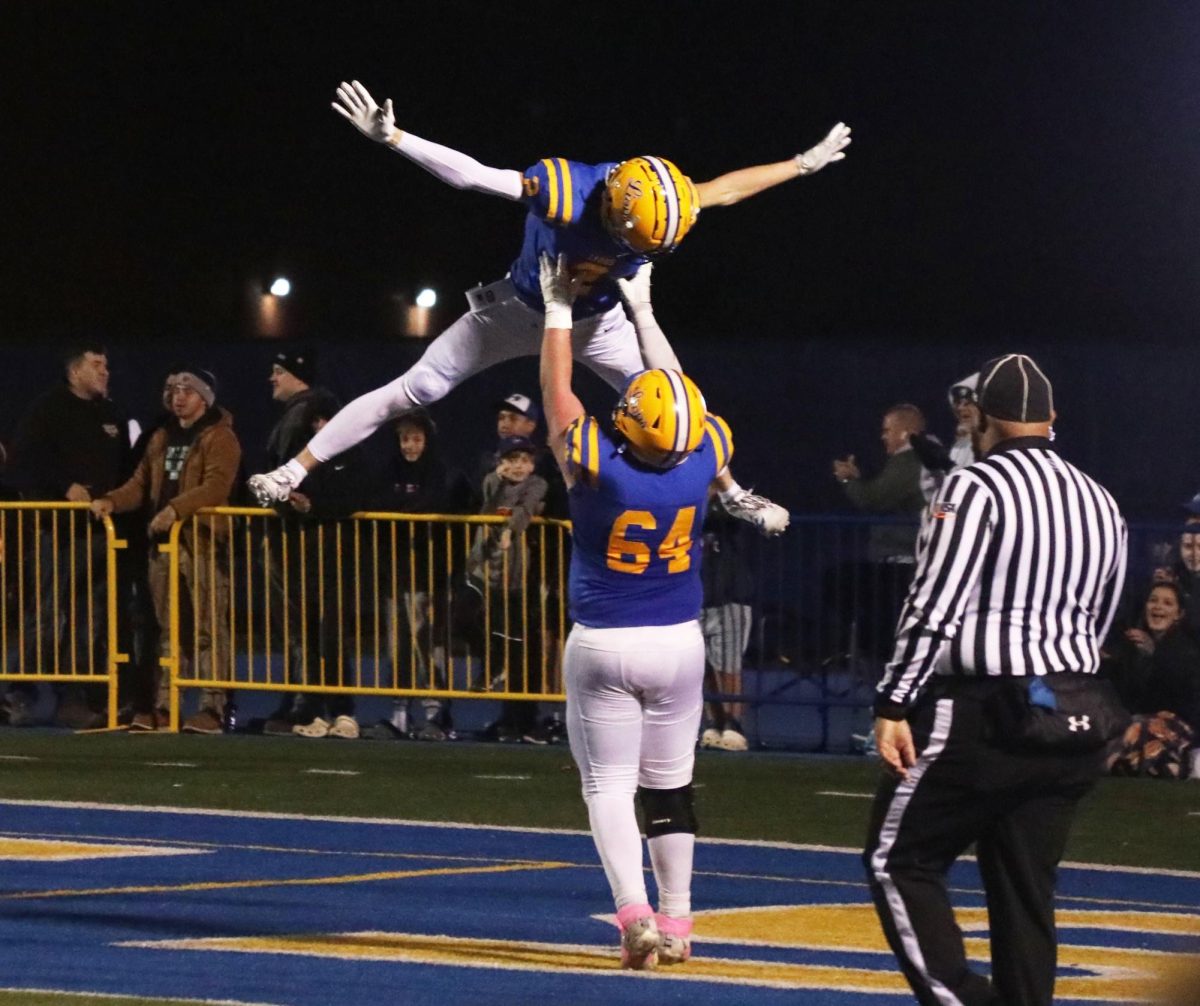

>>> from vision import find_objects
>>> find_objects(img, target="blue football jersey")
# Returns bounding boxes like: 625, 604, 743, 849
509, 158, 650, 318
564, 413, 734, 628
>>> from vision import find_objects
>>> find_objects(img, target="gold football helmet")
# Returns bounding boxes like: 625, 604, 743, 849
602, 157, 700, 255
612, 369, 707, 468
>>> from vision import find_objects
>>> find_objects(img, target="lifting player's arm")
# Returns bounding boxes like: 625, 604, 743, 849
614, 261, 772, 511
616, 264, 681, 372
538, 254, 585, 488
332, 80, 524, 200
694, 122, 851, 208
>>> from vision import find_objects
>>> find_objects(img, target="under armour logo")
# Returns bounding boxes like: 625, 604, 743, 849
1067, 715, 1091, 732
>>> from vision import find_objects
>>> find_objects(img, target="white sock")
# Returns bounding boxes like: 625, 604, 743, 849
282, 459, 307, 484
390, 701, 408, 733
648, 831, 694, 918
585, 792, 648, 909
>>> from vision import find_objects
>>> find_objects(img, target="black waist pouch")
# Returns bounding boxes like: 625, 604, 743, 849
987, 675, 1130, 753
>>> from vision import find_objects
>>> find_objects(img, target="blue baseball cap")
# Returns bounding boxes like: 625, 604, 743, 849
496, 436, 537, 458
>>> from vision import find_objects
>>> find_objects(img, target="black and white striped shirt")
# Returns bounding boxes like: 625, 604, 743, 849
876, 436, 1127, 716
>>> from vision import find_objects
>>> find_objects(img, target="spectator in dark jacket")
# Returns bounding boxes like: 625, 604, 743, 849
372, 409, 471, 741
260, 348, 341, 735
4, 342, 132, 729
286, 398, 379, 741
699, 490, 758, 752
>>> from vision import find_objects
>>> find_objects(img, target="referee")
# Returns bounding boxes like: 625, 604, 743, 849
862, 354, 1127, 1006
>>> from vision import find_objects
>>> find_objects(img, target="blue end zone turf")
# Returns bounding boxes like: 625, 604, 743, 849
0, 800, 1195, 1004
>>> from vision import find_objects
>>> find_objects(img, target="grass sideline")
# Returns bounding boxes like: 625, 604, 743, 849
0, 731, 1196, 871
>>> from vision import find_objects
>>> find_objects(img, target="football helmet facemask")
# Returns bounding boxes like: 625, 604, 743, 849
602, 157, 700, 255
612, 369, 707, 468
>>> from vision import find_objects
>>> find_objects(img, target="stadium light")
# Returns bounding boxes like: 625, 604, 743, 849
269, 277, 291, 297
415, 287, 438, 309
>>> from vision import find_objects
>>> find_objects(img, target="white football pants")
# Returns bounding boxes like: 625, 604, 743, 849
565, 621, 705, 911
307, 281, 643, 463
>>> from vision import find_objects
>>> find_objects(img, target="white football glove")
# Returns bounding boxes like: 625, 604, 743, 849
616, 262, 654, 313
538, 253, 581, 329
331, 80, 396, 144
795, 122, 851, 175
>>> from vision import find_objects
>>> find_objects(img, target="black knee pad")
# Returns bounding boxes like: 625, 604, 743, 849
638, 784, 698, 839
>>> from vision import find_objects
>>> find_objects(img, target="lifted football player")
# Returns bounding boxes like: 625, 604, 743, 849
248, 80, 850, 535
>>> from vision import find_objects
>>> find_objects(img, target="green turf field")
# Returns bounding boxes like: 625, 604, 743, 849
0, 995, 217, 1006
0, 731, 1195, 871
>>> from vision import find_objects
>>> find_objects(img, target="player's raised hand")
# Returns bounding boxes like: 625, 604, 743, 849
539, 253, 581, 327
332, 80, 396, 143
616, 262, 654, 311
796, 122, 851, 175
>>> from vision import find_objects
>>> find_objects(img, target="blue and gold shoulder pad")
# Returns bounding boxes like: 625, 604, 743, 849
703, 413, 734, 476
522, 158, 581, 226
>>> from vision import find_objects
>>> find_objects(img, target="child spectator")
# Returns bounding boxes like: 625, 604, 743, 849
465, 436, 547, 741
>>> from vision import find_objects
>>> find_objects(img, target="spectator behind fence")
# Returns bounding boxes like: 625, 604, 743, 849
946, 373, 981, 470
1104, 581, 1200, 779
92, 367, 241, 734
1155, 502, 1200, 630
286, 398, 378, 741
119, 366, 185, 728
259, 348, 341, 736
370, 409, 472, 742
476, 392, 567, 518
832, 403, 927, 560
909, 374, 980, 508
4, 342, 132, 730
465, 435, 548, 742
829, 404, 926, 660
699, 489, 757, 752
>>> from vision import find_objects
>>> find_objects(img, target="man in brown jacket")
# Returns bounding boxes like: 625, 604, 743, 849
92, 367, 241, 733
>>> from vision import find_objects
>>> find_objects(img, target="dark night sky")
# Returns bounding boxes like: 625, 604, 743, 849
6, 1, 1200, 345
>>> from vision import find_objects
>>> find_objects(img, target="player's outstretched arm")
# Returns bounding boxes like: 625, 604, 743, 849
332, 80, 523, 200
538, 254, 585, 482
695, 122, 851, 208
617, 264, 682, 371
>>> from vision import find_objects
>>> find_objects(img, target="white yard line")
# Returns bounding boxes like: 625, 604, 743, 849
1, 797, 1197, 878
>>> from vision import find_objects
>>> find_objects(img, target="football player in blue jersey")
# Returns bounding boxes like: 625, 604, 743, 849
248, 80, 849, 535
538, 251, 730, 970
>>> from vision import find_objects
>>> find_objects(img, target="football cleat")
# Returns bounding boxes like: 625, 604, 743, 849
700, 726, 722, 749
247, 467, 298, 506
655, 913, 693, 965
722, 490, 790, 537
602, 157, 700, 255
613, 369, 707, 469
616, 903, 659, 971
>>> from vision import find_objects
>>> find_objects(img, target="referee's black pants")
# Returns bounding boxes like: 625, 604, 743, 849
862, 681, 1102, 1006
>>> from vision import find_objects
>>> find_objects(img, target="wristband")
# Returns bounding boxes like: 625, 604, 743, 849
544, 305, 573, 329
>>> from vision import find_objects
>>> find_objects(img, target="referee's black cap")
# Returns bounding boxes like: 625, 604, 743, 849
977, 354, 1054, 423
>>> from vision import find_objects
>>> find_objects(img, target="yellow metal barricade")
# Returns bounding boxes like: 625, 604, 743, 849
164, 508, 571, 728
0, 502, 127, 728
